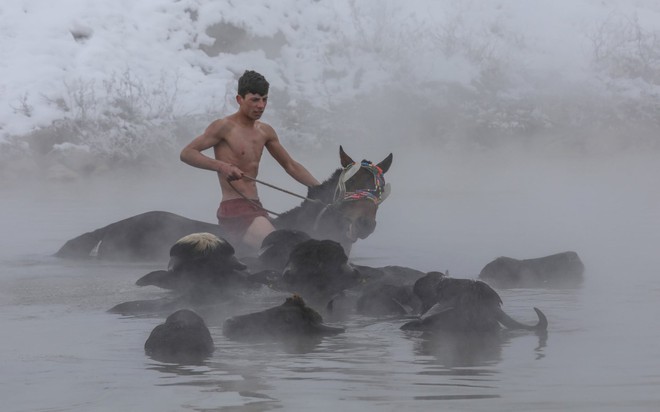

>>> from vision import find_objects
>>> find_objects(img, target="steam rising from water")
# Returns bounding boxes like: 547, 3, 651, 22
0, 3, 657, 300
1, 4, 660, 410
0, 1, 657, 287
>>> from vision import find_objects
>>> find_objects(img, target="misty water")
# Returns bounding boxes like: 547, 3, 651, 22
1, 148, 659, 411
3, 0, 660, 410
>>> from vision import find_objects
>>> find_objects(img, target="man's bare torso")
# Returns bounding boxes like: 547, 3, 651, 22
213, 115, 271, 201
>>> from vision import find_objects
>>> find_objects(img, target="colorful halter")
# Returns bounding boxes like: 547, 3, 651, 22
334, 160, 391, 205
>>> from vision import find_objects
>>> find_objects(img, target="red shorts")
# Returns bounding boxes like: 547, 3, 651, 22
217, 198, 270, 240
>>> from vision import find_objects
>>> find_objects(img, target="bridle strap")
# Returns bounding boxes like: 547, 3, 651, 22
312, 204, 335, 233
335, 160, 389, 205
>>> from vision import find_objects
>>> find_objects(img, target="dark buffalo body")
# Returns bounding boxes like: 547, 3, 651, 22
223, 295, 344, 341
401, 272, 547, 334
56, 211, 225, 261
144, 309, 214, 363
479, 251, 585, 288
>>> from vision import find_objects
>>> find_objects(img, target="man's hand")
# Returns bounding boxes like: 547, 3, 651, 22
220, 163, 244, 181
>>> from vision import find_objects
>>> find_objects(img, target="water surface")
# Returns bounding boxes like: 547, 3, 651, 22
1, 152, 659, 411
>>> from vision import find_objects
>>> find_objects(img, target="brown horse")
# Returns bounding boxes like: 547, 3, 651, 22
274, 145, 392, 254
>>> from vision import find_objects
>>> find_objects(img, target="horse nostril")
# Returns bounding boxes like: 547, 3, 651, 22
357, 217, 376, 236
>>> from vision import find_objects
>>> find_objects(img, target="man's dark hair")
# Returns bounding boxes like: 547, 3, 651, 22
238, 70, 269, 97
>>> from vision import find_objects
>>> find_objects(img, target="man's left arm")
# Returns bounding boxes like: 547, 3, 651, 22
265, 130, 320, 187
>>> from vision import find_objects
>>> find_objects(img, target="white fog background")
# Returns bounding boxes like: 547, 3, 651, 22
1, 1, 660, 410
3, 0, 660, 168
1, 0, 658, 273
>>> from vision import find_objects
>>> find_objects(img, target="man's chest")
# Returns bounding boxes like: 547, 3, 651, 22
223, 130, 266, 161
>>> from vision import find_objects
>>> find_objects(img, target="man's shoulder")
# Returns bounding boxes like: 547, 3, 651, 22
256, 121, 277, 139
207, 117, 235, 136
210, 115, 234, 127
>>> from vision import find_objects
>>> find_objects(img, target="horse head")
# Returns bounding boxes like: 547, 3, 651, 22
309, 146, 392, 252
274, 146, 392, 254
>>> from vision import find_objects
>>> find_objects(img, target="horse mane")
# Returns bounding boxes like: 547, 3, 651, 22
307, 168, 343, 204
272, 168, 342, 230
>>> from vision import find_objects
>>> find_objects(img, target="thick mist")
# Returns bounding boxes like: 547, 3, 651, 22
3, 143, 658, 284
1, 0, 658, 293
1, 3, 660, 410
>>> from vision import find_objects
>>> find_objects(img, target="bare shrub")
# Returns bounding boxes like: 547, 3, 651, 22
589, 12, 660, 84
3, 69, 214, 180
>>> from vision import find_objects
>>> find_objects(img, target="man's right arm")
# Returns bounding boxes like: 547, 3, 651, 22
180, 121, 243, 180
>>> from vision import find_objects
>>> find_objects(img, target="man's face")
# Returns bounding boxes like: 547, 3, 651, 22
238, 92, 268, 120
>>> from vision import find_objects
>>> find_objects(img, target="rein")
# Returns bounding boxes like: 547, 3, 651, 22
228, 175, 324, 217
228, 162, 389, 219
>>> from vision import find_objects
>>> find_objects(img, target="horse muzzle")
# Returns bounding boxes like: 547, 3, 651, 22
347, 216, 377, 241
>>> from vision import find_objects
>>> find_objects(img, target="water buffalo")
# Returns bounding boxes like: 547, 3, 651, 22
144, 309, 214, 363
109, 232, 259, 316
240, 229, 311, 273
222, 294, 344, 342
401, 272, 548, 334
479, 251, 585, 288
355, 283, 419, 316
55, 211, 225, 261
134, 232, 252, 292
352, 265, 426, 317
248, 248, 427, 318
248, 238, 361, 309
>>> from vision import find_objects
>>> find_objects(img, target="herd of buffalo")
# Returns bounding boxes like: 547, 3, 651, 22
55, 148, 585, 363
60, 224, 583, 363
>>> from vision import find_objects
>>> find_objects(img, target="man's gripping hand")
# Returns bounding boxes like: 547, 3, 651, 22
220, 163, 244, 181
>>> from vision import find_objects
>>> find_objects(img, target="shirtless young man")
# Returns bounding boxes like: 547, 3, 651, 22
180, 70, 319, 252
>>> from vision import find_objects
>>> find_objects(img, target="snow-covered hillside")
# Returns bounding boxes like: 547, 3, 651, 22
2, 0, 659, 179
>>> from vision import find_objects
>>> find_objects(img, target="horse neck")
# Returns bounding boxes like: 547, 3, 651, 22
272, 169, 341, 230
309, 168, 342, 204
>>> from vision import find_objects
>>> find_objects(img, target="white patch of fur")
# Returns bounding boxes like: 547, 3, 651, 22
177, 232, 222, 254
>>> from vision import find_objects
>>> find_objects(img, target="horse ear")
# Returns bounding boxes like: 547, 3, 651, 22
339, 145, 354, 168
377, 153, 393, 174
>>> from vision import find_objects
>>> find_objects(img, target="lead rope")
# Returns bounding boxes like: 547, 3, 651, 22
228, 175, 324, 217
